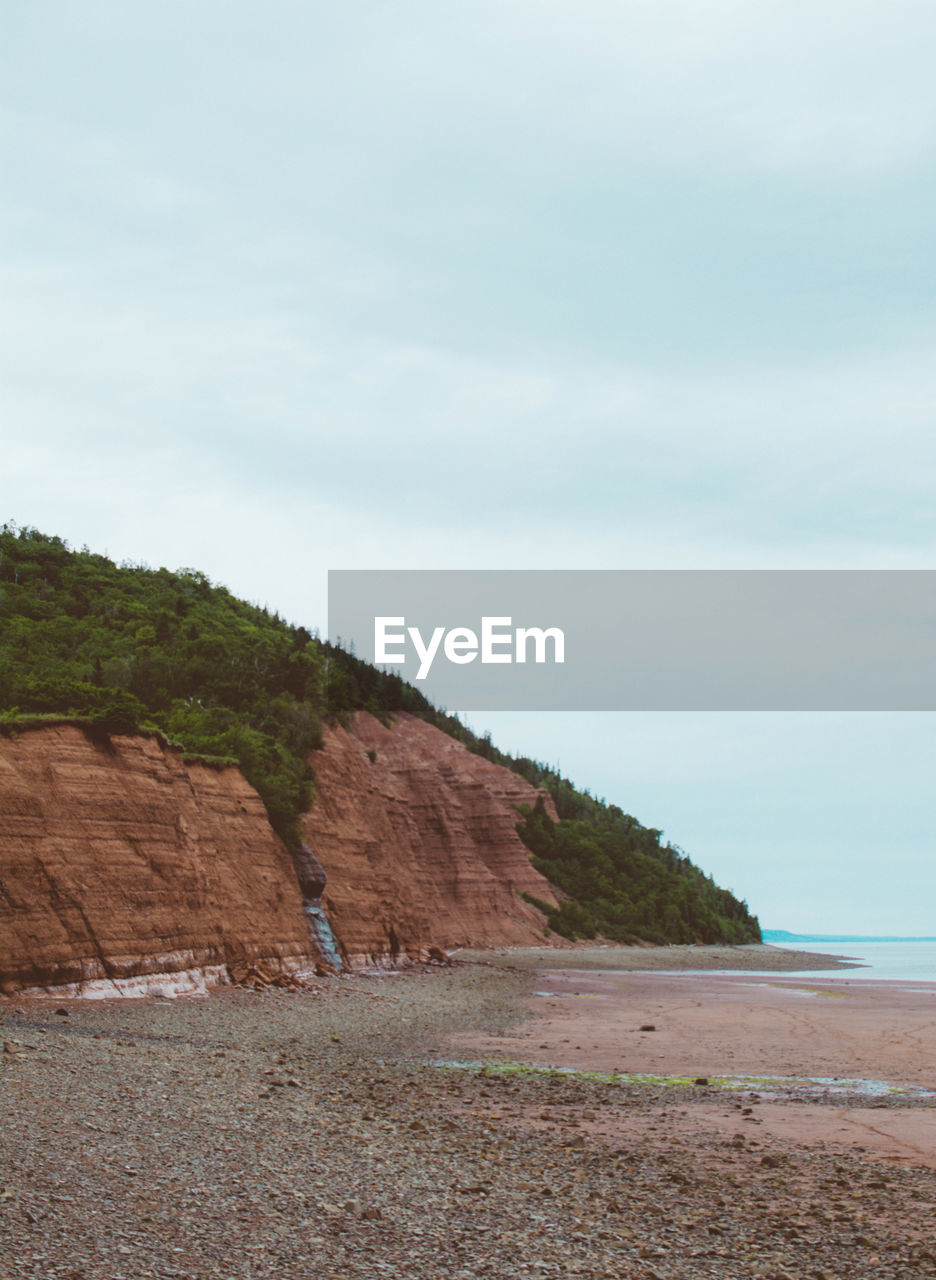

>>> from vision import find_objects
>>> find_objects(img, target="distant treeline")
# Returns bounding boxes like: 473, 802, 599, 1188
0, 524, 760, 945
517, 797, 759, 945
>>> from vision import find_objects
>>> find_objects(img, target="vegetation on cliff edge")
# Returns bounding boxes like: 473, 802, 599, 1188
517, 797, 758, 945
0, 524, 760, 944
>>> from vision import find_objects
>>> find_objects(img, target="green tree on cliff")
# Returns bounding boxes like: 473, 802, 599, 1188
0, 523, 761, 945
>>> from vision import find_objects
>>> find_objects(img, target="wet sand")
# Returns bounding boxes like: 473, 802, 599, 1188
451, 950, 936, 1170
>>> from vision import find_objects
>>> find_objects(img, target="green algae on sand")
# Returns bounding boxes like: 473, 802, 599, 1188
428, 1059, 936, 1099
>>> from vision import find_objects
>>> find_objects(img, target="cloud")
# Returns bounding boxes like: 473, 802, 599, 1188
4, 254, 934, 574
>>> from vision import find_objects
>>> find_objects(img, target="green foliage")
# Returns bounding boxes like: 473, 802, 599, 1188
0, 524, 762, 942
516, 796, 761, 945
0, 524, 321, 846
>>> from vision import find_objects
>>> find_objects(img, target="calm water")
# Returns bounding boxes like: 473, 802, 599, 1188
769, 938, 936, 983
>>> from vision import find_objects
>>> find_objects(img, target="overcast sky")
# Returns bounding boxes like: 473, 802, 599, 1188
3, 1, 934, 933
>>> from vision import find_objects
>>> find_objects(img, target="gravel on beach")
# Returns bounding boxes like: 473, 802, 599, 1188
2, 952, 934, 1280
456, 942, 864, 973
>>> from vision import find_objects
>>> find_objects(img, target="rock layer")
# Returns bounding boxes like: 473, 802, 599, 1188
0, 725, 320, 994
304, 712, 560, 967
0, 713, 560, 995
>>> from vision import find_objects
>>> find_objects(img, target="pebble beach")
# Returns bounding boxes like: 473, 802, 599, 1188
2, 945, 935, 1280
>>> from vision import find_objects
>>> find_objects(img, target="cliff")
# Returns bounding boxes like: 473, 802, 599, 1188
0, 725, 321, 996
304, 711, 560, 967
0, 713, 559, 995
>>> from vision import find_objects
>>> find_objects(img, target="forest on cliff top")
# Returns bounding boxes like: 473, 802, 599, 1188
0, 523, 760, 945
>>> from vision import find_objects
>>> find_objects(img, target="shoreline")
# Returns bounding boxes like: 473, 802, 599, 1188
456, 941, 864, 973
0, 942, 860, 1005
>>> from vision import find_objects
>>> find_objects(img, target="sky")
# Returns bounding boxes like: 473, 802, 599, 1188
2, 1, 934, 933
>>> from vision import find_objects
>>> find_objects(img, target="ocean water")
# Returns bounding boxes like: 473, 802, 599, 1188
769, 938, 936, 983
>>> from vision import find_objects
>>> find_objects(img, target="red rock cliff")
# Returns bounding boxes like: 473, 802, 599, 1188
0, 726, 320, 996
0, 713, 560, 994
303, 712, 560, 967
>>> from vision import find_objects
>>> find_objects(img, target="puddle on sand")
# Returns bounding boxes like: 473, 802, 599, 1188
427, 1060, 936, 1100
532, 990, 602, 999
743, 982, 853, 999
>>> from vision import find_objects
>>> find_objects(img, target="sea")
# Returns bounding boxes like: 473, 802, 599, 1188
768, 937, 936, 983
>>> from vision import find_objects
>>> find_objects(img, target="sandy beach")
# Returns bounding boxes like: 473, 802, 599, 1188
453, 946, 936, 1174
3, 946, 936, 1279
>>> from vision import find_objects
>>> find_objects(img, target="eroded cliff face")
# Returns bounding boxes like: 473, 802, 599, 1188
0, 726, 321, 996
304, 712, 560, 968
0, 713, 560, 995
